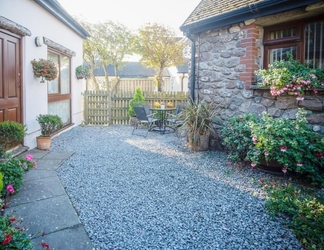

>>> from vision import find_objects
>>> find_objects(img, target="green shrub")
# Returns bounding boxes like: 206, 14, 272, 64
128, 87, 145, 117
265, 184, 324, 250
247, 109, 324, 186
220, 112, 259, 161
0, 215, 33, 249
0, 121, 26, 153
36, 114, 63, 137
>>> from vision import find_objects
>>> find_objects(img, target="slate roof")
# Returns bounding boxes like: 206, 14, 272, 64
93, 62, 170, 78
180, 0, 323, 34
176, 63, 189, 74
182, 0, 265, 27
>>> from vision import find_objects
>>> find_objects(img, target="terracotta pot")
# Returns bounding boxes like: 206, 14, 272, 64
187, 133, 210, 151
36, 136, 51, 150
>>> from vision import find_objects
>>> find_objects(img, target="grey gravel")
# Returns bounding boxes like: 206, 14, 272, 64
51, 125, 303, 250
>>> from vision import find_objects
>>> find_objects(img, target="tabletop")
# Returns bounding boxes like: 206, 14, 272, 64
149, 107, 176, 111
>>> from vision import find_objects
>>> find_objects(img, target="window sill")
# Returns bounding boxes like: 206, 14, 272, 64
250, 85, 324, 92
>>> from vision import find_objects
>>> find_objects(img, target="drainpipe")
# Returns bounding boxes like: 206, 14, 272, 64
189, 34, 196, 101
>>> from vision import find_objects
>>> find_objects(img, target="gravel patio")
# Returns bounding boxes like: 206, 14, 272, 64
51, 125, 302, 250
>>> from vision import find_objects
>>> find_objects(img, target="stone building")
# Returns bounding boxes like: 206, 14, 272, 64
180, 0, 324, 133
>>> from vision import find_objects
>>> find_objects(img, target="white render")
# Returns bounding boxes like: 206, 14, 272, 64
0, 0, 86, 149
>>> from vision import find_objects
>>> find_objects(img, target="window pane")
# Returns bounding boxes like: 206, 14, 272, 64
269, 28, 297, 40
269, 46, 297, 64
47, 52, 59, 94
48, 100, 70, 125
61, 55, 70, 94
305, 20, 324, 69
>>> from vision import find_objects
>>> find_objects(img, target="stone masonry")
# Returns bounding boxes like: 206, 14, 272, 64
191, 20, 324, 135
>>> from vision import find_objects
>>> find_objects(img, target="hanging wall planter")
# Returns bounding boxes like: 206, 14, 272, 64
75, 65, 90, 80
31, 59, 58, 83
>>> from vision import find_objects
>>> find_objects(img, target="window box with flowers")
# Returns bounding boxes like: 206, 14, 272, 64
31, 58, 58, 83
255, 54, 324, 100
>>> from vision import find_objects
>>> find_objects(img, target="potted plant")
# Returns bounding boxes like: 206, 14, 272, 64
255, 53, 324, 100
31, 59, 58, 83
178, 100, 217, 151
75, 65, 90, 80
246, 109, 324, 186
36, 114, 63, 150
128, 87, 146, 125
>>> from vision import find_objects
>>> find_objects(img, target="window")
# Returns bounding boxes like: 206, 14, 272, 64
47, 50, 71, 125
263, 16, 324, 69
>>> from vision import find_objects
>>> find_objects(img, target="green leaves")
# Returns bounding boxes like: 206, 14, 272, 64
128, 87, 146, 117
0, 121, 26, 153
265, 184, 324, 250
135, 23, 186, 91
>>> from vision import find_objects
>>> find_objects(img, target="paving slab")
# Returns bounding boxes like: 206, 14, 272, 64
42, 151, 74, 160
31, 224, 93, 250
17, 149, 49, 160
5, 195, 80, 238
36, 159, 66, 170
23, 169, 57, 182
9, 175, 66, 206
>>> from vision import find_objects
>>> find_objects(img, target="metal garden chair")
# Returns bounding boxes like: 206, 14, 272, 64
132, 106, 160, 137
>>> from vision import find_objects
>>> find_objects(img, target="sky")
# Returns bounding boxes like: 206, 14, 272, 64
58, 0, 201, 36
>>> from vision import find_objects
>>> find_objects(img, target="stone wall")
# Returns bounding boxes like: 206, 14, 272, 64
192, 20, 324, 135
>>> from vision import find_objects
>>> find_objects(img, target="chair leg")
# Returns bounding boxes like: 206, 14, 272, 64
132, 121, 139, 135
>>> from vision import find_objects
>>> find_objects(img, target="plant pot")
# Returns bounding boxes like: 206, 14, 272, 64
129, 116, 138, 126
36, 136, 51, 150
257, 159, 284, 176
187, 133, 210, 151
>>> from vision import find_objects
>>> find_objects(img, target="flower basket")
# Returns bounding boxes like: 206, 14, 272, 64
31, 59, 58, 83
255, 53, 324, 100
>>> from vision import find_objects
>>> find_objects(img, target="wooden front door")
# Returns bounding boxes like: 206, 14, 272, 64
0, 31, 21, 123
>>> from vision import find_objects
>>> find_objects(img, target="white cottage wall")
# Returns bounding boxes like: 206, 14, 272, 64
0, 0, 85, 148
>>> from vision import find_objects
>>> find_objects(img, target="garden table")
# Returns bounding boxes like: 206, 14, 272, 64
150, 107, 176, 134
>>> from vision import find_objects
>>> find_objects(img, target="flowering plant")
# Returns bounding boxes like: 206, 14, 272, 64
246, 109, 324, 186
0, 215, 33, 249
0, 153, 36, 196
255, 54, 324, 100
31, 58, 58, 83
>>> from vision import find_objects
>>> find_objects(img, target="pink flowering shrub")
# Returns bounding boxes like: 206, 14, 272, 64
255, 53, 324, 99
247, 109, 324, 186
0, 153, 36, 196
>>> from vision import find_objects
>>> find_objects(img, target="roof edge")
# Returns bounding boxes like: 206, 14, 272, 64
34, 0, 89, 39
180, 0, 322, 35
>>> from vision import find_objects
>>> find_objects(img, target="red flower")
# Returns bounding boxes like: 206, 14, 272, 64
2, 234, 12, 245
41, 242, 50, 250
260, 179, 264, 184
9, 217, 15, 222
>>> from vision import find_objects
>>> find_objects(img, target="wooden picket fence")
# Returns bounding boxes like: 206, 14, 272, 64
83, 90, 188, 125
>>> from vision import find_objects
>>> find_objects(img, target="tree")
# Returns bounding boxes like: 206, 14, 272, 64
79, 19, 135, 91
79, 20, 100, 90
95, 21, 134, 91
135, 23, 186, 91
